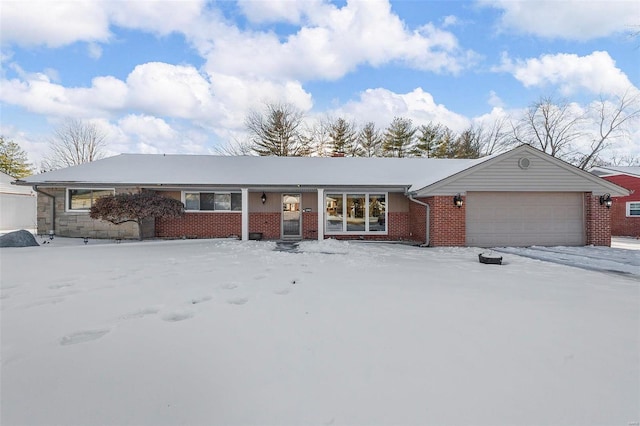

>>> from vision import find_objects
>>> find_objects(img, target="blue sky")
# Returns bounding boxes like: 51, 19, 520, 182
1, 0, 639, 165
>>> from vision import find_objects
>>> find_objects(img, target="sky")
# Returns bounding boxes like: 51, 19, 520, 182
1, 0, 639, 167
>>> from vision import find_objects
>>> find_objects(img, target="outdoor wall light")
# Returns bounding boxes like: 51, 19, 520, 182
453, 193, 464, 208
599, 193, 612, 209
261, 192, 267, 204
83, 237, 89, 245
49, 230, 55, 240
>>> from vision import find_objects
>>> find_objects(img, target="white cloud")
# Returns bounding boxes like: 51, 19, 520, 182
496, 51, 637, 97
479, 0, 638, 41
1, 1, 110, 47
334, 87, 470, 132
87, 43, 103, 60
237, 0, 326, 24
487, 91, 504, 108
191, 0, 476, 82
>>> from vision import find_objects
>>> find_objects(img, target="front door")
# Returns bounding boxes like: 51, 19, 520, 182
282, 194, 301, 239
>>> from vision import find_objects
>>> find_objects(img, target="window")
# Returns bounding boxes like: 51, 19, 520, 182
627, 202, 640, 217
326, 193, 387, 234
183, 192, 242, 211
67, 188, 114, 211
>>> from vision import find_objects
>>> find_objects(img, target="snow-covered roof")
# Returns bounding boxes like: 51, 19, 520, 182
589, 166, 640, 178
1, 171, 34, 195
17, 154, 487, 191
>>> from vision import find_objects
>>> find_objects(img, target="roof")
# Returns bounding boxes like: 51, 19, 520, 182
17, 154, 486, 191
1, 171, 35, 195
589, 166, 640, 178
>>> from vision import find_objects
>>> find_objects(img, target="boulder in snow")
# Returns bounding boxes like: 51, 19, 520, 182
0, 230, 39, 248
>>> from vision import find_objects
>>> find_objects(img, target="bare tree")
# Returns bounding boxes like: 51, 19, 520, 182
576, 89, 640, 169
42, 119, 107, 170
246, 102, 310, 156
513, 97, 586, 158
473, 115, 513, 156
212, 138, 255, 156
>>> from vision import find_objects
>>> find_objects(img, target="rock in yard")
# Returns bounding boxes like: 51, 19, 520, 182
0, 230, 39, 248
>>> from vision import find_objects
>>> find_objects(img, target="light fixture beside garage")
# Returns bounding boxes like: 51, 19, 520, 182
453, 193, 464, 208
599, 193, 612, 209
261, 192, 267, 204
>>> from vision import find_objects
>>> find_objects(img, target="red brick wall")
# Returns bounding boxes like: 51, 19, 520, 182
302, 212, 318, 239
412, 196, 465, 247
249, 212, 281, 239
156, 213, 242, 238
409, 199, 427, 243
602, 175, 640, 237
585, 193, 611, 246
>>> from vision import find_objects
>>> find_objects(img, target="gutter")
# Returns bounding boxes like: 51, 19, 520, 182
33, 186, 55, 235
407, 191, 430, 247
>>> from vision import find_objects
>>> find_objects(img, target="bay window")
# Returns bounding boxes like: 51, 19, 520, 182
326, 193, 387, 234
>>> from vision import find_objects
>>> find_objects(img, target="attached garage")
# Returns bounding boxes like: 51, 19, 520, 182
466, 192, 585, 247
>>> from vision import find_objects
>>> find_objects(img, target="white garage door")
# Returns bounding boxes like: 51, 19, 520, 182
466, 192, 585, 247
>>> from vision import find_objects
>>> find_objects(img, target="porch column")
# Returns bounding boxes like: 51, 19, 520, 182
241, 188, 249, 241
317, 188, 324, 241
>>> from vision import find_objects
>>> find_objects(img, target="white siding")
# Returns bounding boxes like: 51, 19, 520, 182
419, 148, 625, 196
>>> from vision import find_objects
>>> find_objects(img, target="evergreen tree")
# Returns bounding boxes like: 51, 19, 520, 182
0, 136, 34, 178
432, 128, 456, 158
413, 123, 445, 158
451, 129, 482, 158
328, 117, 358, 156
358, 122, 383, 157
382, 117, 416, 158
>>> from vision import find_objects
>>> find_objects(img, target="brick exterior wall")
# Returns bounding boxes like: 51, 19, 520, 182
410, 196, 465, 247
302, 212, 318, 240
585, 193, 611, 246
602, 175, 640, 237
37, 187, 140, 239
409, 199, 427, 243
249, 212, 281, 239
156, 212, 242, 239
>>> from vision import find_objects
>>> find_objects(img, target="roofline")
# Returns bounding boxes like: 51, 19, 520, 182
589, 166, 640, 178
413, 144, 631, 197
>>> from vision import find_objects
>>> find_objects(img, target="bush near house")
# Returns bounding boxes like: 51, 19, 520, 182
90, 192, 184, 240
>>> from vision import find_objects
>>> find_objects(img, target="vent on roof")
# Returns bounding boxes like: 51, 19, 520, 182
518, 157, 531, 169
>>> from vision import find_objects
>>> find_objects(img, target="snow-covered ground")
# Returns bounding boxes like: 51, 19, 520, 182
1, 238, 638, 425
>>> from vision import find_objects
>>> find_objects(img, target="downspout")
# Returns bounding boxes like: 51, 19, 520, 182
407, 191, 430, 247
33, 186, 55, 235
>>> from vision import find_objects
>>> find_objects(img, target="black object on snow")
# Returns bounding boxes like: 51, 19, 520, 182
479, 253, 502, 265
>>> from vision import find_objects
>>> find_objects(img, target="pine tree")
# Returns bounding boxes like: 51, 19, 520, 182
0, 136, 34, 178
358, 122, 383, 157
413, 123, 445, 158
382, 117, 416, 158
329, 117, 358, 156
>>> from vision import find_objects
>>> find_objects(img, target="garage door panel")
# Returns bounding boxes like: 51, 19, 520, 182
466, 192, 585, 247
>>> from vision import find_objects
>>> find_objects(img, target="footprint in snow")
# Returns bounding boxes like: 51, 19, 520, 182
161, 311, 194, 322
189, 295, 212, 304
220, 282, 238, 290
120, 307, 161, 320
48, 282, 75, 290
274, 288, 290, 295
227, 297, 248, 305
60, 329, 110, 346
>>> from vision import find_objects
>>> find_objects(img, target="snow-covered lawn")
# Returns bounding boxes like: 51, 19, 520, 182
1, 238, 638, 426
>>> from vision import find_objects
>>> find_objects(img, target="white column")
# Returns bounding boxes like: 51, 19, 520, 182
241, 188, 249, 241
317, 188, 324, 241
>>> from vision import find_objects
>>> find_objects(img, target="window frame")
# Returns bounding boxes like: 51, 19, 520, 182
66, 188, 115, 212
626, 201, 640, 217
182, 191, 242, 212
325, 192, 388, 235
